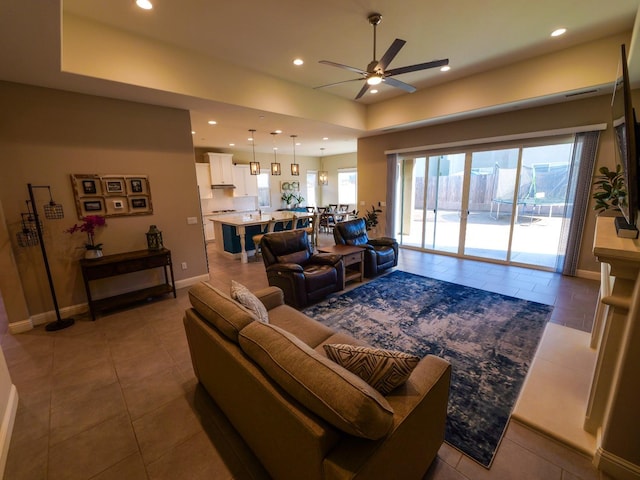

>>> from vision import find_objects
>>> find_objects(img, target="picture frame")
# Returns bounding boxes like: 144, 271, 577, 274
130, 197, 148, 209
71, 174, 153, 218
83, 200, 103, 212
82, 180, 97, 195
130, 179, 143, 193
104, 179, 125, 194
281, 181, 300, 193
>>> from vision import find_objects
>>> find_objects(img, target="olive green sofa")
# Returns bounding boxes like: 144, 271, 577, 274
183, 282, 451, 480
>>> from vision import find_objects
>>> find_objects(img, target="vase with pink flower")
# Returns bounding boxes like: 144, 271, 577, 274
66, 215, 107, 259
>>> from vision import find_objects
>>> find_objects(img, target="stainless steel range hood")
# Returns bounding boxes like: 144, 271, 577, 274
211, 184, 236, 189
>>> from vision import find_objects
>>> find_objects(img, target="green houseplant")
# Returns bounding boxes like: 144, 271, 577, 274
592, 165, 627, 214
281, 192, 304, 208
364, 205, 383, 231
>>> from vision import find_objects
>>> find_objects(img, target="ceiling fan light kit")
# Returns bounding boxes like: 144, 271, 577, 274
317, 12, 449, 100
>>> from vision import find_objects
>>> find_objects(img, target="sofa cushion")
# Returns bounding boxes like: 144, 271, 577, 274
324, 344, 421, 395
268, 305, 334, 348
238, 322, 394, 440
231, 280, 269, 323
188, 282, 256, 343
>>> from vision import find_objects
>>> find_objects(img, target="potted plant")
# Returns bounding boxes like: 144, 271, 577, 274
66, 214, 107, 258
592, 165, 627, 214
292, 193, 305, 207
281, 192, 305, 208
364, 205, 383, 232
281, 192, 295, 208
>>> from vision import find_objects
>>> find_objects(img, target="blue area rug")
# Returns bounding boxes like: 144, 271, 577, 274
303, 270, 552, 467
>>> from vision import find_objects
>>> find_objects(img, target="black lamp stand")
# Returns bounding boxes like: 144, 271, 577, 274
27, 183, 75, 331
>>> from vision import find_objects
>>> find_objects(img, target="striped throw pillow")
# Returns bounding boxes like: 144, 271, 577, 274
324, 344, 420, 395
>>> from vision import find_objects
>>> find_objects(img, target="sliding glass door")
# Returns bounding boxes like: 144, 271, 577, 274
398, 154, 463, 253
396, 137, 575, 270
464, 148, 521, 261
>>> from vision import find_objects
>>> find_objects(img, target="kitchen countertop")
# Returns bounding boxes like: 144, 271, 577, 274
210, 210, 311, 227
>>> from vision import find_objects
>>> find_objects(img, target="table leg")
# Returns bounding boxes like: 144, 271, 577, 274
237, 226, 248, 263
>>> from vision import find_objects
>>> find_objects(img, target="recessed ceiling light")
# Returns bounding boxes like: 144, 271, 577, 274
274, 129, 282, 134
370, 89, 378, 94
441, 65, 451, 72
191, 131, 196, 135
229, 143, 235, 147
293, 58, 304, 66
136, 0, 153, 10
207, 120, 217, 125
322, 137, 329, 141
551, 28, 566, 37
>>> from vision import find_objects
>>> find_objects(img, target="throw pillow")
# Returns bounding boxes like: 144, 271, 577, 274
324, 344, 420, 395
230, 280, 269, 323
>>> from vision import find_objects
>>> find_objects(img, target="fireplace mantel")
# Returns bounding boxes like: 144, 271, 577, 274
588, 216, 640, 480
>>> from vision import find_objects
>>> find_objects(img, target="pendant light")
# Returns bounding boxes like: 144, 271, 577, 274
290, 135, 300, 176
318, 148, 328, 185
249, 129, 260, 175
271, 132, 281, 176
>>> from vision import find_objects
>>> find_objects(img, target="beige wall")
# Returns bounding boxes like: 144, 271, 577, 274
358, 93, 624, 275
318, 152, 357, 208
0, 81, 206, 323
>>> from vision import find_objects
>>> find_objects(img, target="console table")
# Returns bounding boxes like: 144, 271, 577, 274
80, 248, 176, 320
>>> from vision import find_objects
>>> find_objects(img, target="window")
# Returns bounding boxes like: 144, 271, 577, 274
338, 168, 357, 206
307, 171, 317, 207
257, 172, 270, 208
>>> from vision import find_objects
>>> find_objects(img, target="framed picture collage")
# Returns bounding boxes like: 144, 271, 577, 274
71, 174, 153, 218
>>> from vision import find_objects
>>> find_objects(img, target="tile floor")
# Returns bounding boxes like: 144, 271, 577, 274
0, 232, 610, 479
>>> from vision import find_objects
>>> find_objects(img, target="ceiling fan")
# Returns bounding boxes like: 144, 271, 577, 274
316, 13, 449, 100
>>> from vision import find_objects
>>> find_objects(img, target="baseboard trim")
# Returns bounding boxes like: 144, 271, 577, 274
30, 303, 88, 327
7, 318, 34, 334
8, 275, 208, 334
576, 269, 600, 281
175, 274, 210, 289
594, 446, 640, 480
0, 384, 18, 478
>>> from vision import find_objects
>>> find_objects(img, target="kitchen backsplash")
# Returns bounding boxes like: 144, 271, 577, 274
201, 189, 258, 213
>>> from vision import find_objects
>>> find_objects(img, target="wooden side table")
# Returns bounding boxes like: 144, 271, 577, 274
318, 244, 365, 289
80, 248, 176, 319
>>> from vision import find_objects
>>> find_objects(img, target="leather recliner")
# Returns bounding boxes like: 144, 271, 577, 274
261, 229, 344, 308
333, 218, 398, 278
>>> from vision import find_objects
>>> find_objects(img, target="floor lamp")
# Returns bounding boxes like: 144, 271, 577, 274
19, 184, 74, 331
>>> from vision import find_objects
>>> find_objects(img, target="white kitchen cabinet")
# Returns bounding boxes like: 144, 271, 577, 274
196, 163, 213, 198
206, 153, 234, 186
232, 165, 258, 197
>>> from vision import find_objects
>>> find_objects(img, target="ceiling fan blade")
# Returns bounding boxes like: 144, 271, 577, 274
314, 78, 365, 89
383, 77, 416, 93
355, 83, 371, 100
377, 38, 406, 71
386, 58, 449, 77
319, 60, 367, 76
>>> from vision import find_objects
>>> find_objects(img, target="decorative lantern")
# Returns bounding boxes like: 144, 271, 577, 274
146, 225, 163, 250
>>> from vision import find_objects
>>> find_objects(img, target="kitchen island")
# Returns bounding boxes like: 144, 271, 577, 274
210, 210, 316, 263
